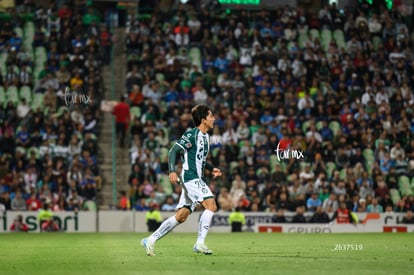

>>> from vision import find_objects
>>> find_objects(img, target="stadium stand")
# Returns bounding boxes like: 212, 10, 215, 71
1, 1, 414, 219
0, 1, 104, 212
121, 1, 414, 216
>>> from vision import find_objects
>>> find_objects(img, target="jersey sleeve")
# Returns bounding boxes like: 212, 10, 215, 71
176, 130, 195, 151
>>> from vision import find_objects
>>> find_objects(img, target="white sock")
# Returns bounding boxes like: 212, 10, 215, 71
148, 216, 179, 242
197, 210, 214, 245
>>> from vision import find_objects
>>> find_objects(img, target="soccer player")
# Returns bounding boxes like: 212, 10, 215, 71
141, 104, 222, 256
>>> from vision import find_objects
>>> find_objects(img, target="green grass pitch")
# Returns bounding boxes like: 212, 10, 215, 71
0, 233, 413, 275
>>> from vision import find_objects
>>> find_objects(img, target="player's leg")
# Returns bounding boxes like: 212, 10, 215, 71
148, 207, 189, 242
193, 183, 217, 255
141, 209, 187, 256
141, 188, 192, 256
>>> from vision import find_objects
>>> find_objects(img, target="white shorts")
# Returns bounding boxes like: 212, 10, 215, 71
176, 178, 214, 212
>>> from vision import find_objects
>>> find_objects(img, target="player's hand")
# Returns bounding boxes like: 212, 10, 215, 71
212, 168, 222, 179
169, 172, 179, 184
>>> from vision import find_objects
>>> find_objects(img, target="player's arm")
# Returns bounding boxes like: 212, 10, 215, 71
205, 163, 222, 179
168, 143, 184, 184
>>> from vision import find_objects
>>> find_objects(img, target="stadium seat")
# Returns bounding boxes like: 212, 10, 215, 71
287, 41, 296, 53
339, 168, 346, 180
211, 147, 220, 158
159, 147, 168, 161
130, 106, 141, 120
299, 161, 310, 171
19, 86, 32, 104
270, 154, 287, 173
35, 46, 47, 60
6, 86, 19, 105
365, 160, 374, 176
15, 146, 26, 155
230, 161, 239, 173
23, 21, 35, 45
0, 86, 5, 106
189, 47, 202, 69
309, 29, 320, 41
270, 154, 278, 173
389, 189, 401, 205
362, 149, 375, 162
320, 29, 332, 52
372, 36, 382, 51
316, 121, 323, 131
159, 173, 172, 195
398, 175, 410, 190
326, 161, 336, 178
55, 106, 69, 116
298, 29, 308, 48
398, 179, 412, 195
31, 93, 44, 110
329, 121, 341, 137
27, 146, 40, 159
155, 73, 165, 83
301, 120, 310, 133
410, 177, 414, 193
243, 67, 252, 78
83, 200, 97, 211
333, 29, 346, 49
14, 27, 23, 38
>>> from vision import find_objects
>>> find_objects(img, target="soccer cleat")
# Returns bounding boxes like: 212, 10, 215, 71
141, 238, 155, 256
193, 243, 213, 255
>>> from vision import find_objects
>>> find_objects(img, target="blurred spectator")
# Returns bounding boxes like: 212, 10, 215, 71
11, 190, 27, 211
309, 206, 330, 223
0, 2, 103, 213
230, 175, 246, 208
0, 192, 11, 210
161, 196, 177, 212
218, 187, 233, 212
112, 96, 130, 148
228, 207, 246, 232
146, 203, 162, 232
10, 215, 29, 232
26, 192, 41, 211
291, 206, 306, 223
38, 202, 60, 232
401, 210, 414, 224
306, 192, 322, 212
118, 191, 130, 210
322, 193, 338, 213
367, 198, 383, 213
271, 208, 287, 223
334, 202, 351, 224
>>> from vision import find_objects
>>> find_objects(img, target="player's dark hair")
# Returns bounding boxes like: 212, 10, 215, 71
192, 104, 212, 126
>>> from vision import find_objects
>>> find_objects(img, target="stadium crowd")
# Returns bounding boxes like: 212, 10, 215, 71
1, 0, 414, 223
122, 1, 414, 221
0, 1, 107, 212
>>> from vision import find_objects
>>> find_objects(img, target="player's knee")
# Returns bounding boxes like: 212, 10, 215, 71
176, 209, 190, 223
176, 215, 187, 223
176, 213, 188, 223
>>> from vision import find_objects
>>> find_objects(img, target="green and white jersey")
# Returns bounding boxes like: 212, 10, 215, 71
176, 128, 210, 182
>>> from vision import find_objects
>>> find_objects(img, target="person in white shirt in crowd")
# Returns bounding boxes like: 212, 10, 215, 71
17, 98, 31, 119
390, 142, 405, 160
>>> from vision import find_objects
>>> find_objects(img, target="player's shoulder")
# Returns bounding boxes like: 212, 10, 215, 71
177, 128, 197, 149
182, 128, 198, 139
